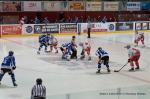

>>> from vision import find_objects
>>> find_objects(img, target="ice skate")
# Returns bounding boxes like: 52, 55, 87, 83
37, 51, 40, 54
96, 70, 100, 74
135, 66, 139, 70
13, 82, 18, 87
107, 68, 111, 73
88, 56, 91, 61
129, 68, 134, 71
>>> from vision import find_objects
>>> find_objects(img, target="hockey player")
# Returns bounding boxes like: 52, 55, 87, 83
49, 35, 58, 53
0, 51, 17, 87
95, 47, 110, 73
124, 45, 140, 71
37, 33, 50, 54
79, 41, 91, 60
60, 43, 72, 61
134, 30, 145, 47
70, 36, 77, 59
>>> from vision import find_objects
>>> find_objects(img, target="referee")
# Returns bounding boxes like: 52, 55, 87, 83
87, 21, 91, 38
31, 78, 46, 99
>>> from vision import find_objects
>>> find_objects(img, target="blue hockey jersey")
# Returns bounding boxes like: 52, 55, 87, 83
61, 43, 73, 54
39, 35, 49, 43
95, 49, 109, 58
1, 56, 16, 69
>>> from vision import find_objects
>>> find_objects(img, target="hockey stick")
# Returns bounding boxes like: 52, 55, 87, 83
114, 62, 128, 72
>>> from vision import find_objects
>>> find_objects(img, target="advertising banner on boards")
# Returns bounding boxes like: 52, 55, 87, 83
34, 24, 59, 34
135, 22, 149, 30
2, 25, 22, 35
60, 23, 77, 33
80, 23, 115, 33
116, 22, 133, 31
22, 24, 34, 34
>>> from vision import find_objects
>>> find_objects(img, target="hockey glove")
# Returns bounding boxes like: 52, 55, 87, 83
128, 59, 131, 62
12, 66, 16, 70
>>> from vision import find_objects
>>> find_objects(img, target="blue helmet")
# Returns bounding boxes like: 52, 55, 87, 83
9, 51, 14, 56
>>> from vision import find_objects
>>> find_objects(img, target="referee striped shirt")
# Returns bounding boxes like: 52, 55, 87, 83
31, 84, 46, 98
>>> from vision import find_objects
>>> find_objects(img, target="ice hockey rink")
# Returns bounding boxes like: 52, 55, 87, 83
0, 31, 150, 99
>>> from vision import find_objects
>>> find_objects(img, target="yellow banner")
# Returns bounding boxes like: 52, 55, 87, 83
69, 1, 85, 11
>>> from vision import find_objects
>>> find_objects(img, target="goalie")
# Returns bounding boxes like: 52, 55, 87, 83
70, 36, 77, 59
60, 43, 73, 61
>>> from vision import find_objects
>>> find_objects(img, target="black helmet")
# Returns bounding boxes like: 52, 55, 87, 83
36, 78, 42, 85
124, 45, 131, 49
72, 36, 76, 39
98, 47, 102, 50
9, 51, 14, 56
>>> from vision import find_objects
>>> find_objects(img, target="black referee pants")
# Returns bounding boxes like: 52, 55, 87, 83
87, 28, 91, 38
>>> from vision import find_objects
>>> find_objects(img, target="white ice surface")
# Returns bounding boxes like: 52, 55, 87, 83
0, 33, 150, 99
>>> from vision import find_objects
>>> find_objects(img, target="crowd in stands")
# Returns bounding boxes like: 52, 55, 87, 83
0, 13, 149, 24
20, 15, 116, 24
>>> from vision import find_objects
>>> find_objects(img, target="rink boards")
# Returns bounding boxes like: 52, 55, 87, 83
0, 21, 150, 38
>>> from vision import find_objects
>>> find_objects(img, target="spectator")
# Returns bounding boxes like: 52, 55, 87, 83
65, 18, 69, 23
70, 18, 73, 23
74, 16, 79, 23
97, 16, 101, 22
101, 16, 107, 23
31, 78, 46, 99
19, 17, 25, 25
86, 16, 91, 22
0, 16, 3, 24
29, 19, 34, 24
42, 17, 49, 24
79, 16, 84, 23
34, 17, 40, 24
93, 17, 97, 22
24, 16, 28, 24
54, 19, 57, 23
